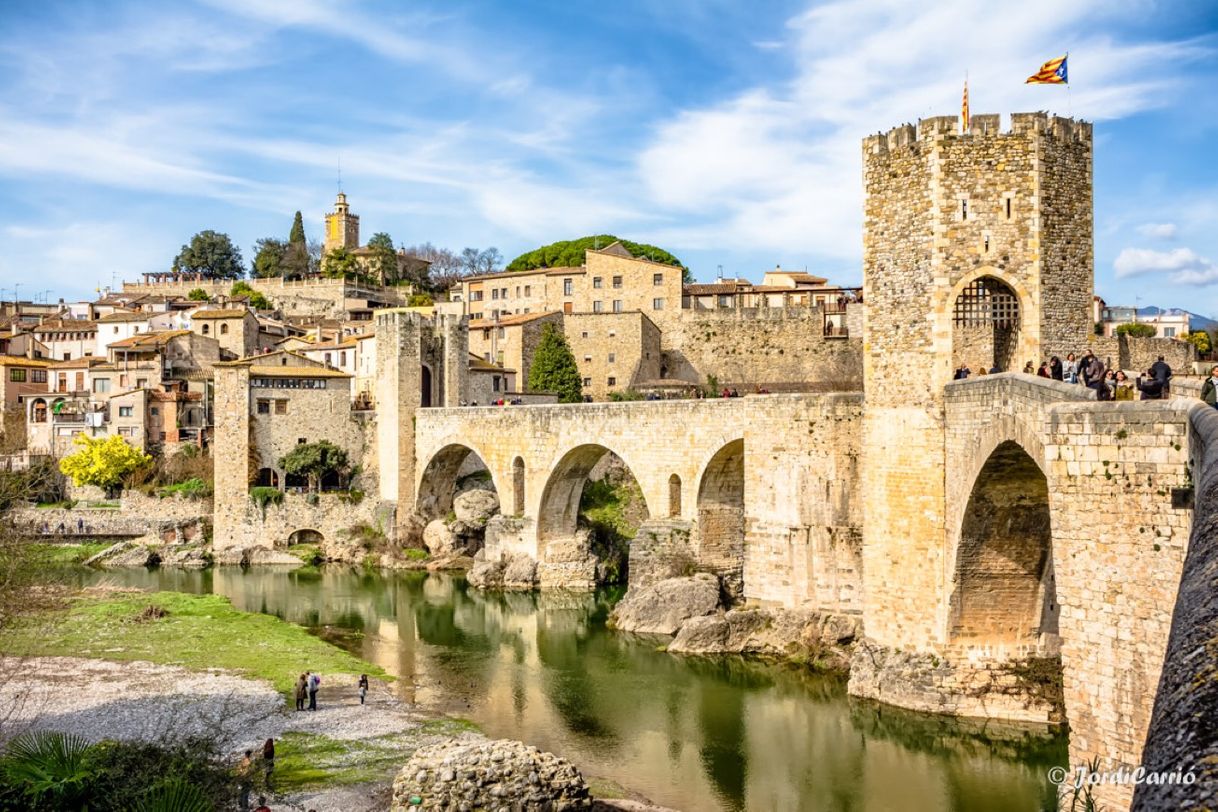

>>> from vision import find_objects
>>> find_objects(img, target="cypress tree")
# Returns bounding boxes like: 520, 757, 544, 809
528, 323, 583, 403
289, 211, 306, 246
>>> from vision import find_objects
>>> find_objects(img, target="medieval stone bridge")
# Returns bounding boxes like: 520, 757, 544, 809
412, 374, 1196, 809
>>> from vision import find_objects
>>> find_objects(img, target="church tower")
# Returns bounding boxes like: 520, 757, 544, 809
324, 192, 360, 252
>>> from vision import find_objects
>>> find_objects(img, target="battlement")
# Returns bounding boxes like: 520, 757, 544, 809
863, 112, 1092, 155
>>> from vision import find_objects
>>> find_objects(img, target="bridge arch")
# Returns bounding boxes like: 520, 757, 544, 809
416, 442, 497, 521
537, 444, 650, 542
947, 439, 1058, 659
695, 439, 746, 596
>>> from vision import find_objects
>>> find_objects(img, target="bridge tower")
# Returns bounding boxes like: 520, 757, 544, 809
858, 113, 1093, 652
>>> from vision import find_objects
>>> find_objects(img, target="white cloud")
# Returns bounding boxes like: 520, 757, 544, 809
1137, 222, 1178, 239
1114, 246, 1218, 284
634, 0, 1210, 258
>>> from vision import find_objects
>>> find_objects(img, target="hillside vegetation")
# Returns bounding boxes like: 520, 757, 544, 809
506, 235, 683, 272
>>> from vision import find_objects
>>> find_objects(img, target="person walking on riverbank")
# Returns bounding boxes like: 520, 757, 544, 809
295, 674, 307, 711
262, 738, 275, 789
358, 673, 369, 705
237, 749, 253, 811
307, 671, 320, 710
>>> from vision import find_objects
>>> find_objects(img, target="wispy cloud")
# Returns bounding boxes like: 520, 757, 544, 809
1114, 246, 1218, 284
1137, 222, 1179, 239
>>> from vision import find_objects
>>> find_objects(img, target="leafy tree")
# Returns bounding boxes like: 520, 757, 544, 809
407, 292, 434, 306
322, 246, 362, 280
230, 281, 270, 310
367, 231, 398, 284
1187, 330, 1211, 354
528, 323, 582, 403
506, 235, 684, 276
58, 435, 152, 497
186, 288, 209, 302
1115, 323, 1157, 338
278, 440, 350, 492
250, 238, 286, 278
172, 230, 244, 280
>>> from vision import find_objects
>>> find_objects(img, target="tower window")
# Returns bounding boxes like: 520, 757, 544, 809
961, 199, 968, 220
1005, 198, 1013, 220
984, 235, 990, 253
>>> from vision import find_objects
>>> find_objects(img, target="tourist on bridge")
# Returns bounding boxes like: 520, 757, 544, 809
1138, 369, 1166, 400
1199, 366, 1218, 407
1063, 352, 1079, 383
953, 364, 970, 379
1080, 350, 1108, 399
1150, 355, 1173, 396
1037, 362, 1051, 378
1113, 371, 1134, 401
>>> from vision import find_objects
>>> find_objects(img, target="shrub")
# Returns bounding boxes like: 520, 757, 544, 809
59, 435, 152, 497
156, 478, 212, 500
608, 389, 645, 402
249, 486, 283, 511
1115, 322, 1157, 338
186, 288, 210, 302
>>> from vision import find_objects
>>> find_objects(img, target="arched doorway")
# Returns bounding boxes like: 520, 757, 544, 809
420, 364, 433, 408
697, 439, 745, 597
512, 456, 525, 515
255, 467, 279, 488
288, 528, 324, 546
948, 440, 1058, 657
416, 443, 495, 520
952, 276, 1021, 374
30, 398, 47, 423
668, 473, 682, 517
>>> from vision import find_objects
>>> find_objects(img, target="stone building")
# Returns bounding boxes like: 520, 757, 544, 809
565, 311, 662, 400
467, 311, 561, 390
189, 308, 260, 359
31, 318, 97, 361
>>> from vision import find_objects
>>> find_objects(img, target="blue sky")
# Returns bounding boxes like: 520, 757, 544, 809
1, 0, 1216, 312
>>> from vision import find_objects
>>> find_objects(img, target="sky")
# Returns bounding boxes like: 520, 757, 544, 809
0, 0, 1216, 312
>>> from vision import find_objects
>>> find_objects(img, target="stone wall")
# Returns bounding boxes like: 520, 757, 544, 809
659, 307, 863, 390
1089, 334, 1196, 374
566, 311, 662, 399
214, 491, 389, 550
1136, 402, 1218, 810
122, 277, 406, 319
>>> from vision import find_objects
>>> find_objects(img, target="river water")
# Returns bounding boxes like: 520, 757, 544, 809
79, 566, 1064, 811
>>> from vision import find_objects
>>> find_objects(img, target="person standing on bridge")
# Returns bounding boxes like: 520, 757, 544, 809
1064, 352, 1079, 384
1200, 366, 1218, 408
1150, 355, 1173, 397
1049, 356, 1063, 380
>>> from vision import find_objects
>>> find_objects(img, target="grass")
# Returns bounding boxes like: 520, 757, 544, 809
0, 591, 389, 696
27, 541, 113, 565
156, 477, 212, 499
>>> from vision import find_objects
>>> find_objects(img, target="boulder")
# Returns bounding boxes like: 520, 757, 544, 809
667, 606, 861, 668
212, 546, 303, 566
608, 573, 720, 635
502, 553, 538, 589
453, 488, 499, 526
536, 531, 599, 590
422, 519, 460, 557
390, 738, 590, 811
467, 552, 538, 591
667, 614, 730, 652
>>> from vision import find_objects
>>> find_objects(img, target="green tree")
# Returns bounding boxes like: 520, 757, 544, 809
250, 238, 286, 278
407, 292, 434, 306
1115, 323, 1157, 338
229, 281, 270, 310
172, 231, 244, 280
58, 435, 152, 497
322, 246, 361, 280
506, 235, 686, 281
528, 323, 582, 403
186, 288, 209, 302
278, 440, 350, 492
1187, 329, 1211, 354
288, 210, 306, 245
367, 231, 398, 284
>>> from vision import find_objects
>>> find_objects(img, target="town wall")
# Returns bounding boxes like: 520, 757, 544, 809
1088, 334, 1196, 374
659, 307, 863, 390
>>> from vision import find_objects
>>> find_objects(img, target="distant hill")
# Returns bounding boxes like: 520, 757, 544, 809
506, 235, 683, 272
1138, 306, 1216, 332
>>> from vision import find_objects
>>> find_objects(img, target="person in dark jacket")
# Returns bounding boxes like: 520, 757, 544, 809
1150, 355, 1173, 396
1200, 366, 1218, 407
1081, 351, 1108, 399
1137, 369, 1165, 400
1049, 356, 1063, 381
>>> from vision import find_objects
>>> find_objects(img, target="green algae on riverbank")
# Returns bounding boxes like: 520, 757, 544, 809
0, 590, 389, 695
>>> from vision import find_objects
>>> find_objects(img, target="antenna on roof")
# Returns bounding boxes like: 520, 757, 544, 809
716, 264, 724, 282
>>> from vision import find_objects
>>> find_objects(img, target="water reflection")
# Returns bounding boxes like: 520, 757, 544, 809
75, 566, 1064, 812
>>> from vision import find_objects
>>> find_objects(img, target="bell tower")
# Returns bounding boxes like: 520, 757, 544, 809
324, 192, 360, 252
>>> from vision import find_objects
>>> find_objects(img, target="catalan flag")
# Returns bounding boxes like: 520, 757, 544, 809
961, 79, 969, 132
1026, 55, 1068, 84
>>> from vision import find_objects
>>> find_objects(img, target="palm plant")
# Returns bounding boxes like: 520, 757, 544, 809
135, 778, 213, 812
1, 731, 95, 808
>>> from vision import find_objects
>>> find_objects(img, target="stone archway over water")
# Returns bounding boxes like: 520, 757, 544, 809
416, 443, 496, 521
696, 439, 745, 597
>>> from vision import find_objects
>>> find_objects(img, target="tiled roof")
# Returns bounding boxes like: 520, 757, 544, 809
33, 319, 97, 333
0, 356, 50, 367
191, 309, 249, 319
49, 357, 105, 369
468, 311, 561, 329
248, 365, 351, 378
97, 312, 150, 323
108, 330, 191, 349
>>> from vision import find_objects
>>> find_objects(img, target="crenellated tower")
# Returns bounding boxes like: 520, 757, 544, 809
324, 192, 361, 253
858, 112, 1093, 650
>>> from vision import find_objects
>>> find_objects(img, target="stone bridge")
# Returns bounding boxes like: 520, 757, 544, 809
412, 392, 864, 601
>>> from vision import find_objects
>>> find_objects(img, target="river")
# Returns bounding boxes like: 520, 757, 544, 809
77, 565, 1064, 811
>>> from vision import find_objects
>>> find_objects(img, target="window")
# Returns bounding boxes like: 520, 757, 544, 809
584, 355, 592, 362
324, 353, 332, 365
220, 323, 229, 335
118, 426, 132, 437
275, 400, 288, 414
608, 353, 615, 363
582, 377, 592, 387
136, 378, 147, 388
32, 369, 46, 383
608, 330, 616, 337
961, 198, 968, 220
581, 331, 588, 339
524, 285, 531, 296
1163, 327, 1176, 338
257, 400, 270, 415
113, 326, 119, 334
120, 374, 129, 387
202, 323, 210, 334
593, 301, 603, 313
492, 289, 500, 300
150, 407, 159, 416
298, 437, 307, 444
119, 406, 133, 417
612, 276, 622, 288
593, 277, 603, 289
340, 351, 347, 365
471, 291, 483, 302
612, 300, 623, 312
497, 327, 505, 338
1005, 197, 1013, 220
515, 287, 520, 297
93, 378, 110, 393
63, 352, 71, 361
9, 369, 25, 382
563, 279, 573, 296
607, 377, 616, 386
492, 376, 500, 392
652, 298, 664, 310
653, 273, 663, 285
